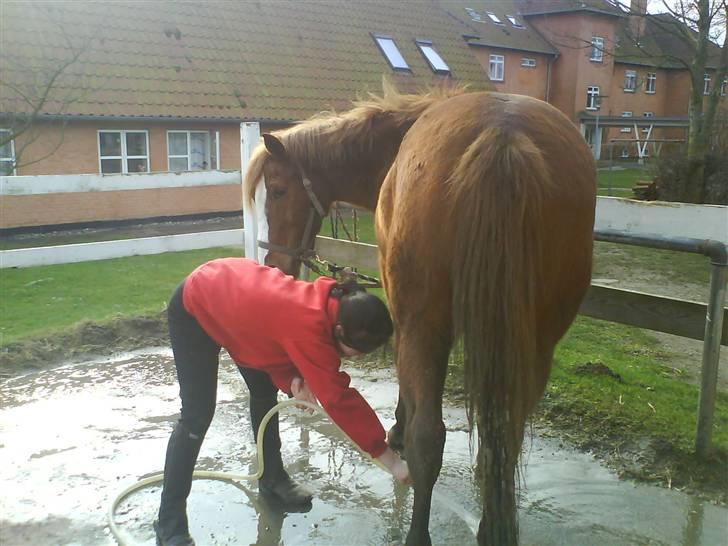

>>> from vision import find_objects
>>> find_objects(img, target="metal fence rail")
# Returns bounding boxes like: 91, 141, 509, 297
313, 232, 727, 456
593, 229, 727, 456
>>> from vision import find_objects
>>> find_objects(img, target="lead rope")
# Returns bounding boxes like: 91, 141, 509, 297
302, 257, 381, 289
107, 399, 389, 546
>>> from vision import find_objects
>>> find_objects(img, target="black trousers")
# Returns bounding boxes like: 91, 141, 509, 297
167, 280, 278, 437
158, 281, 279, 537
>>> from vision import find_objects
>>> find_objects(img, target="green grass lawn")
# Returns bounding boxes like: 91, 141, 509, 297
0, 247, 239, 345
551, 316, 728, 452
597, 167, 651, 197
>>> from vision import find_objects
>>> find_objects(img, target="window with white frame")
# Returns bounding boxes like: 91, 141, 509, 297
0, 129, 16, 175
415, 40, 450, 74
624, 70, 637, 92
590, 37, 604, 62
646, 72, 656, 93
167, 130, 218, 172
489, 54, 504, 81
642, 111, 653, 132
373, 35, 409, 71
487, 12, 504, 24
704, 74, 711, 95
586, 86, 600, 110
98, 130, 149, 174
521, 57, 536, 68
464, 7, 484, 22
620, 111, 633, 133
507, 15, 525, 28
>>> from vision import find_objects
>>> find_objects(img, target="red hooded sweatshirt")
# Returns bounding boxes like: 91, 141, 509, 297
182, 257, 387, 458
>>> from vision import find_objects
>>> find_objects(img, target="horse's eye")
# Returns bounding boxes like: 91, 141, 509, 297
270, 187, 287, 200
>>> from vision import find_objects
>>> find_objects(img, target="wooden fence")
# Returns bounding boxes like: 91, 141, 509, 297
314, 235, 728, 346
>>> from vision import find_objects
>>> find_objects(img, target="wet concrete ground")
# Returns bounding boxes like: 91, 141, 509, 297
1, 349, 726, 546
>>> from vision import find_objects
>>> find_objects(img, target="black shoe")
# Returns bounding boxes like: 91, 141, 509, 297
249, 393, 314, 510
259, 472, 314, 510
154, 520, 196, 546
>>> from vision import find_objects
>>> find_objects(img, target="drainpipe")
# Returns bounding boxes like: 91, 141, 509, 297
545, 52, 559, 103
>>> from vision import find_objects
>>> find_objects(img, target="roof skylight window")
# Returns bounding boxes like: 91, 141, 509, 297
373, 35, 410, 71
416, 40, 450, 74
487, 12, 504, 25
507, 15, 525, 28
465, 7, 484, 22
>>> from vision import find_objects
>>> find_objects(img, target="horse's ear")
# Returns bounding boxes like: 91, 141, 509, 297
262, 134, 287, 159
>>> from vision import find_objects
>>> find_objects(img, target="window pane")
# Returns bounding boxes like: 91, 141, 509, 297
0, 140, 12, 160
376, 37, 409, 70
0, 160, 14, 175
128, 158, 148, 173
126, 132, 147, 156
591, 38, 603, 60
101, 158, 122, 173
168, 133, 188, 156
210, 131, 218, 169
419, 44, 449, 73
99, 132, 122, 156
169, 157, 188, 172
189, 132, 209, 170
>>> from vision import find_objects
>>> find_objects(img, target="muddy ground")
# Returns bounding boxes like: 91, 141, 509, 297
2, 312, 726, 509
5, 351, 726, 546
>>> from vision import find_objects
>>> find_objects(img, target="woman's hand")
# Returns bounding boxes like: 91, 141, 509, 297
377, 446, 411, 486
291, 377, 318, 413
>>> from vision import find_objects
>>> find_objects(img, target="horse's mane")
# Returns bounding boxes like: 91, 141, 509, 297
243, 82, 469, 203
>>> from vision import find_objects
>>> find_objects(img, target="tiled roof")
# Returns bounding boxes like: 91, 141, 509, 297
437, 0, 559, 55
615, 13, 724, 69
516, 0, 624, 17
0, 0, 495, 122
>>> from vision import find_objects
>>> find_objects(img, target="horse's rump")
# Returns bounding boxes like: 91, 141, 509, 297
380, 92, 596, 544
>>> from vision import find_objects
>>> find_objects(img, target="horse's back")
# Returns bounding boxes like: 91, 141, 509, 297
376, 91, 596, 343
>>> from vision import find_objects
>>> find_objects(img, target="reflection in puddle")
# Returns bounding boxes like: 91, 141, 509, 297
0, 349, 726, 545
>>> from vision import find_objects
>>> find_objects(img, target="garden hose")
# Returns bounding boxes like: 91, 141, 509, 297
107, 399, 390, 545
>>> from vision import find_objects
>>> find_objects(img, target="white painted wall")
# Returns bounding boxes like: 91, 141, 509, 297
0, 230, 244, 268
0, 170, 241, 195
595, 197, 728, 244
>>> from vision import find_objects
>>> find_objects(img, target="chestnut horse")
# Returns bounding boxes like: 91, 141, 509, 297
244, 88, 596, 545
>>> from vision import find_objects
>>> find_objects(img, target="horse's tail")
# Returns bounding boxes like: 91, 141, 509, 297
449, 124, 553, 544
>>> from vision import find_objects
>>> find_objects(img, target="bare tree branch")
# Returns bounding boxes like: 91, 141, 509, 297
0, 5, 96, 170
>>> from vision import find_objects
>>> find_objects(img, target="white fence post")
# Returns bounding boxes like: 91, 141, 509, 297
241, 122, 261, 259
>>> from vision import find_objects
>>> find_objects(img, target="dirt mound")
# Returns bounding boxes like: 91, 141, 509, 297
0, 314, 168, 378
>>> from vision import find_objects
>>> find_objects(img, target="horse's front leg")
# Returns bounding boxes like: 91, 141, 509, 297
396, 321, 451, 546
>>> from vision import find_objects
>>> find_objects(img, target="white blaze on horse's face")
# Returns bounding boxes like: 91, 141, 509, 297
255, 177, 269, 264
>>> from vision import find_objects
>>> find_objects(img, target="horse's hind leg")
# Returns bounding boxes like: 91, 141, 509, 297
396, 321, 451, 546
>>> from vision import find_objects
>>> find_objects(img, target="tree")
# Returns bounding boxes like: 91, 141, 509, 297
0, 4, 95, 173
616, 0, 727, 203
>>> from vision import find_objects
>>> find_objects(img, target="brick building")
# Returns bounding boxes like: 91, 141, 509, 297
0, 0, 725, 229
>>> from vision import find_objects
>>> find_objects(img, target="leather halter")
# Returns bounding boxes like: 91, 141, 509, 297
257, 173, 326, 261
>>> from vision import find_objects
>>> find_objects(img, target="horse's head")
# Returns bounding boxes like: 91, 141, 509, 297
247, 133, 329, 276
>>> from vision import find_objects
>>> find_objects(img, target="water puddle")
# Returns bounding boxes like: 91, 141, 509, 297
1, 349, 725, 545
